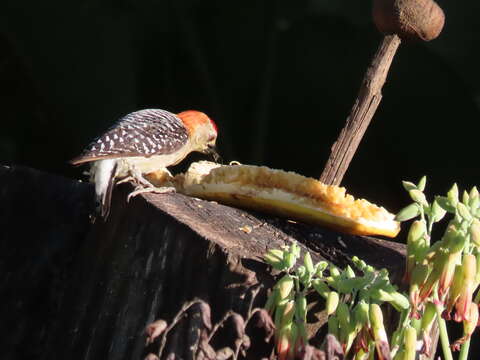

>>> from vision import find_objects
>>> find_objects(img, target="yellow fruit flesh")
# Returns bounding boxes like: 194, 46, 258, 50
180, 162, 400, 238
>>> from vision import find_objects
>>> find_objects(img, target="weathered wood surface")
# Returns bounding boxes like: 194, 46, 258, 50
0, 165, 406, 359
0, 165, 94, 360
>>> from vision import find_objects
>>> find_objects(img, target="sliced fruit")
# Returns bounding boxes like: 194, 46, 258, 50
177, 161, 400, 237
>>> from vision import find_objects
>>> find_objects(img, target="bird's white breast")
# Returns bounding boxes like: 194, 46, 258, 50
115, 145, 192, 177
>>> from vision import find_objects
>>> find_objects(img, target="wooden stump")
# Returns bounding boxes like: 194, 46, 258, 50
0, 165, 406, 359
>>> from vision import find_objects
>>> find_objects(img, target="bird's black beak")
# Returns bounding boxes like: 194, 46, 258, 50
206, 144, 222, 163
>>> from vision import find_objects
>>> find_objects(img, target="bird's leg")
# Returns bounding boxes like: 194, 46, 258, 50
126, 166, 176, 202
127, 185, 176, 202
116, 176, 136, 185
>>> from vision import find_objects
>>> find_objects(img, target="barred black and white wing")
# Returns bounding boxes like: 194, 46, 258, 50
71, 109, 189, 165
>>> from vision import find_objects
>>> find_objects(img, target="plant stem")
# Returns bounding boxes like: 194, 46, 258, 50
434, 302, 453, 360
319, 34, 401, 185
459, 337, 471, 360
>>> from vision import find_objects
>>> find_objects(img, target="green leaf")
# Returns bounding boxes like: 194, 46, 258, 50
470, 219, 480, 246
435, 196, 456, 213
326, 291, 339, 315
409, 189, 429, 207
457, 202, 473, 222
315, 261, 328, 276
470, 186, 479, 200
395, 203, 421, 222
264, 249, 286, 271
290, 243, 301, 258
469, 196, 480, 213
462, 190, 470, 206
417, 176, 427, 192
431, 199, 447, 223
295, 294, 307, 322
312, 279, 330, 299
388, 292, 410, 311
402, 181, 417, 192
284, 252, 297, 270
447, 183, 459, 207
344, 265, 355, 279
303, 252, 314, 274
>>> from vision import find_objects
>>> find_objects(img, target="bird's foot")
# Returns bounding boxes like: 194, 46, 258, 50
127, 186, 176, 202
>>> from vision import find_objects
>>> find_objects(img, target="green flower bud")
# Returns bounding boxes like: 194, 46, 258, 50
296, 322, 308, 348
274, 300, 287, 332
328, 315, 339, 338
369, 288, 393, 302
288, 323, 299, 359
447, 183, 459, 207
353, 300, 370, 327
352, 256, 367, 271
454, 254, 476, 322
470, 219, 480, 247
276, 274, 295, 300
265, 288, 279, 313
330, 265, 341, 278
439, 253, 463, 299
411, 264, 430, 286
403, 326, 417, 360
474, 251, 480, 288
457, 202, 473, 222
392, 349, 405, 360
345, 265, 356, 279
462, 190, 470, 206
395, 203, 421, 222
280, 300, 295, 328
336, 303, 357, 353
442, 225, 466, 253
407, 220, 427, 254
295, 294, 307, 322
295, 265, 307, 278
326, 291, 340, 316
316, 261, 328, 272
303, 252, 314, 275
463, 302, 479, 338
369, 304, 390, 356
264, 249, 285, 270
389, 292, 410, 311
469, 196, 480, 213
284, 252, 296, 270
312, 279, 330, 299
417, 176, 427, 192
336, 302, 351, 329
410, 315, 422, 333
418, 250, 448, 302
276, 323, 292, 360
290, 243, 301, 257
445, 264, 463, 315
469, 186, 479, 199
420, 302, 437, 334
409, 264, 430, 318
409, 189, 429, 207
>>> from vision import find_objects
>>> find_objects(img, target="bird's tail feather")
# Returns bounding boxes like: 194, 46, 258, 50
101, 163, 116, 219
92, 159, 117, 220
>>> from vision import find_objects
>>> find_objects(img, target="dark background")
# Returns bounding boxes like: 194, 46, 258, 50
1, 0, 479, 211
0, 1, 479, 358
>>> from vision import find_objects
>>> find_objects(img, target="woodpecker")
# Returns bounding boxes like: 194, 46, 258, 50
71, 108, 218, 219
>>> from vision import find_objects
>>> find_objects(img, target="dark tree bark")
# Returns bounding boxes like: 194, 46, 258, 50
0, 166, 406, 360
